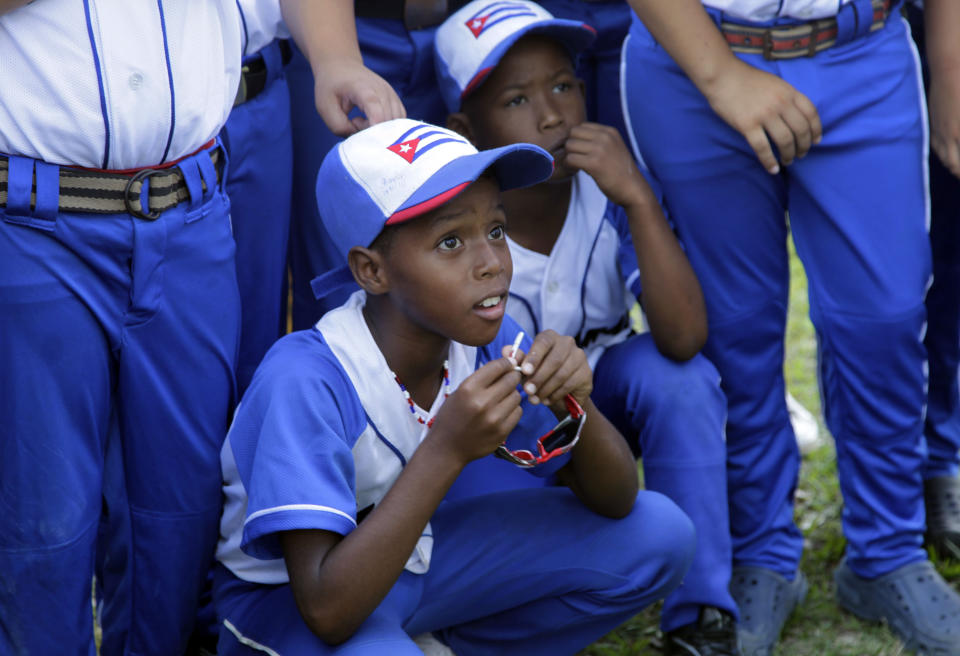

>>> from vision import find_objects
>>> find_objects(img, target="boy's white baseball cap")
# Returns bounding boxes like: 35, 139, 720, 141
434, 0, 597, 112
310, 118, 553, 298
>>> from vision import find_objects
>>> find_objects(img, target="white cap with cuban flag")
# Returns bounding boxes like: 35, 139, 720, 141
310, 118, 554, 299
434, 0, 597, 112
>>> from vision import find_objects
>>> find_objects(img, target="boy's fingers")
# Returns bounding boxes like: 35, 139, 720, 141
745, 126, 780, 175
518, 331, 558, 377
534, 354, 581, 405
472, 356, 523, 387
764, 115, 796, 166
793, 93, 822, 144
782, 104, 813, 158
523, 336, 570, 398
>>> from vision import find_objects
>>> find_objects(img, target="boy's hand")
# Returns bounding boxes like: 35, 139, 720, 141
563, 122, 655, 211
427, 359, 523, 465
506, 330, 592, 417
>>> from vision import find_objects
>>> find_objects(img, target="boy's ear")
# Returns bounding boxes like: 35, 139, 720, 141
348, 246, 390, 295
446, 112, 476, 146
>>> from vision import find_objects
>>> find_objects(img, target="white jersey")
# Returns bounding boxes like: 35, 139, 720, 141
236, 0, 290, 57
506, 171, 641, 370
217, 291, 563, 584
704, 0, 856, 22
0, 0, 242, 169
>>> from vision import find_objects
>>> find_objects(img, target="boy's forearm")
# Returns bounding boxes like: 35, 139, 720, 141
0, 0, 33, 17
627, 0, 738, 95
285, 446, 464, 644
279, 0, 363, 76
925, 0, 960, 78
558, 398, 639, 518
625, 203, 708, 360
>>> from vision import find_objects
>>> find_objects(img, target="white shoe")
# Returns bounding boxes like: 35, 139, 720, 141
413, 632, 457, 655
786, 391, 823, 455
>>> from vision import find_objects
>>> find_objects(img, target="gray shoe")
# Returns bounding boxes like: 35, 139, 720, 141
835, 558, 960, 655
925, 476, 960, 560
729, 566, 807, 656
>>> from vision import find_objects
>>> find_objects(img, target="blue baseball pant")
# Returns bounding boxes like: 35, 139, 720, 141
222, 40, 293, 396
215, 487, 695, 655
286, 19, 448, 328
623, 5, 930, 580
0, 145, 241, 655
593, 335, 736, 631
538, 0, 632, 143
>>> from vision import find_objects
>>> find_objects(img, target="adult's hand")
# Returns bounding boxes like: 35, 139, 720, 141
701, 60, 821, 174
281, 0, 406, 136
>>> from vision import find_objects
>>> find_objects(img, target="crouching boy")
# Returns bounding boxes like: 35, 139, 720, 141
435, 3, 739, 653
212, 119, 696, 655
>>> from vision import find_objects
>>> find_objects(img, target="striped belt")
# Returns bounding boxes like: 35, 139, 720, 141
722, 0, 893, 60
0, 148, 221, 220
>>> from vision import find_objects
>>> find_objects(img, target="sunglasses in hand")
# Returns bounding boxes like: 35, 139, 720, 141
495, 394, 585, 468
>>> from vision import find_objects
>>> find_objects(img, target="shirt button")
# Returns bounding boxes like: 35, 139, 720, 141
129, 73, 144, 90
547, 281, 559, 293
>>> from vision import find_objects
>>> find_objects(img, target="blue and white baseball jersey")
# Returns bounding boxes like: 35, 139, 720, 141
705, 0, 860, 21
506, 171, 641, 369
217, 291, 564, 584
0, 0, 241, 169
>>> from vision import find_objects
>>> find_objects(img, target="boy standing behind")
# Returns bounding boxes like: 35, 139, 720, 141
436, 4, 740, 654
213, 118, 696, 654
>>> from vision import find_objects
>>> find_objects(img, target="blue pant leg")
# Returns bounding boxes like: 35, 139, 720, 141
0, 206, 126, 655
286, 20, 447, 328
214, 565, 424, 655
118, 185, 241, 655
222, 42, 293, 396
784, 17, 930, 577
622, 18, 802, 577
907, 5, 960, 479
924, 149, 960, 479
406, 487, 695, 655
592, 335, 735, 631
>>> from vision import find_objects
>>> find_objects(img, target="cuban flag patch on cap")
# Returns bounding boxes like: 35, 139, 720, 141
464, 1, 539, 38
386, 124, 470, 165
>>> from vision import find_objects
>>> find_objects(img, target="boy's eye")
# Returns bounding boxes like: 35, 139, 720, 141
489, 224, 505, 240
553, 82, 571, 93
438, 235, 462, 251
505, 95, 526, 107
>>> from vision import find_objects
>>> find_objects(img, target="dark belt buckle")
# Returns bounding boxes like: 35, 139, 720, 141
806, 21, 822, 57
762, 29, 775, 60
123, 168, 164, 220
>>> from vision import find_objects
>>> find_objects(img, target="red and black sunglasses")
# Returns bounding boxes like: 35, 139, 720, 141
495, 394, 585, 468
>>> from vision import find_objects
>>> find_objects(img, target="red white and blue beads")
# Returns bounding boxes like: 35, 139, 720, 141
393, 361, 450, 428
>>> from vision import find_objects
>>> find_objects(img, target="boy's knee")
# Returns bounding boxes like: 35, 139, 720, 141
613, 492, 696, 597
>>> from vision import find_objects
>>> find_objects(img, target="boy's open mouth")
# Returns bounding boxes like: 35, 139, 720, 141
476, 295, 502, 309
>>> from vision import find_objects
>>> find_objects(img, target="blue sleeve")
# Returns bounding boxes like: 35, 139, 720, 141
230, 332, 367, 560
476, 316, 573, 478
608, 200, 644, 301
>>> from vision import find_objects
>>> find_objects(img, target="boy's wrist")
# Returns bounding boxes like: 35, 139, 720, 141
418, 429, 472, 472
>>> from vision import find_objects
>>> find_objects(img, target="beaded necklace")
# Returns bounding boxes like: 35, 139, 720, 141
392, 360, 451, 428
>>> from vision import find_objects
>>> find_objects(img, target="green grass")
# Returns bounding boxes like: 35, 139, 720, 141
583, 236, 960, 655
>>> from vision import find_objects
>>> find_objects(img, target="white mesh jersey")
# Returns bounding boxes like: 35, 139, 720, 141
506, 171, 642, 370
236, 0, 290, 57
0, 0, 241, 169
704, 0, 855, 21
217, 291, 564, 584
